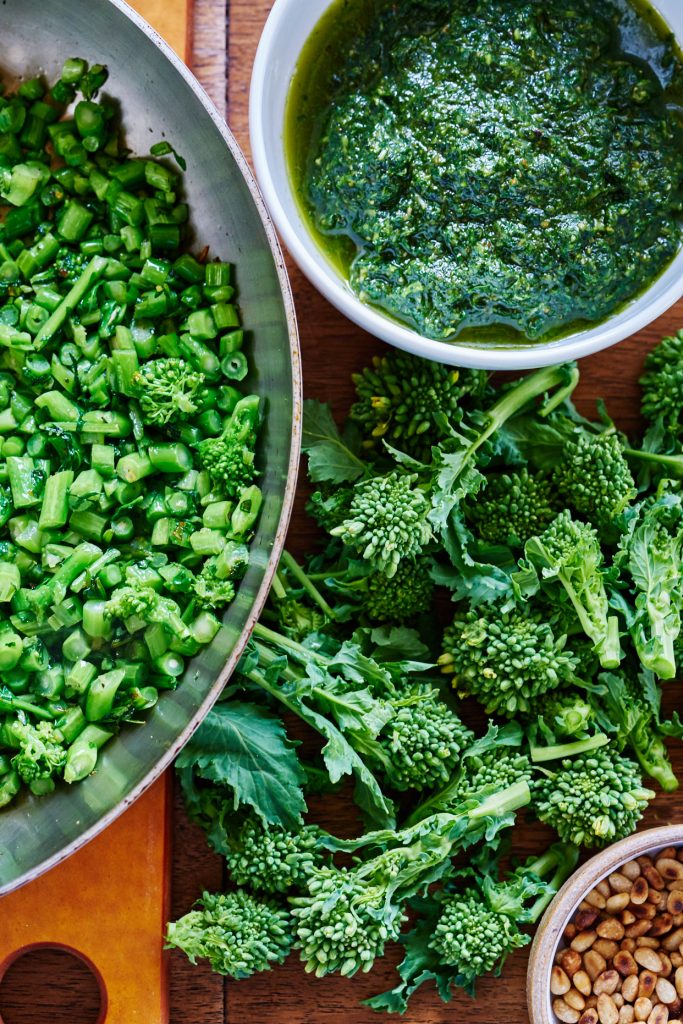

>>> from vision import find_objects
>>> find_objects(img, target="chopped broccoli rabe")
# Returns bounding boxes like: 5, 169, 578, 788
132, 357, 204, 426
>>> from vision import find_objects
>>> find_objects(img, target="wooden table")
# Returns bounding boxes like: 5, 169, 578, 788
3, 2, 683, 1023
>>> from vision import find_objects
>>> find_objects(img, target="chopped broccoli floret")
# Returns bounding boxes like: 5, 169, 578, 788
132, 357, 204, 426
330, 471, 432, 578
554, 433, 636, 530
166, 890, 293, 978
105, 583, 191, 640
350, 350, 488, 460
226, 814, 323, 894
10, 720, 66, 786
196, 394, 260, 498
194, 566, 236, 610
466, 468, 558, 547
439, 605, 578, 716
533, 746, 654, 847
379, 684, 473, 791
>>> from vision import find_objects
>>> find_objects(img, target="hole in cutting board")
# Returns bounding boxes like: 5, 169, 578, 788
0, 946, 103, 1024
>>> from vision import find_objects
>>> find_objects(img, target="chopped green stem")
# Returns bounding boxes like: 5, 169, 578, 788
34, 255, 108, 349
530, 732, 609, 763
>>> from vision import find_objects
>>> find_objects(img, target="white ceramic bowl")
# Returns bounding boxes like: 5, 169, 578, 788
250, 0, 683, 370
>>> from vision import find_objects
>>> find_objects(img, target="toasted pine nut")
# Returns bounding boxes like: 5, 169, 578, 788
622, 976, 640, 1002
660, 848, 677, 861
623, 862, 643, 880
585, 951, 608, 981
646, 1006, 669, 1024
635, 998, 653, 1021
554, 997, 581, 1023
664, 931, 683, 953
597, 994, 620, 1024
562, 949, 584, 977
639, 973, 659, 999
657, 861, 683, 884
615, 996, 625, 1009
620, 1010, 635, 1024
653, 918, 675, 939
610, 873, 634, 894
594, 972, 621, 997
632, 879, 651, 905
649, 891, 666, 909
669, 896, 683, 917
636, 949, 665, 973
661, 953, 674, 978
614, 951, 638, 978
675, 967, 683, 998
595, 940, 621, 960
568, 989, 588, 1012
623, 940, 638, 954
572, 931, 598, 953
639, 938, 662, 949
643, 866, 666, 892
607, 894, 633, 914
587, 888, 609, 910
599, 919, 627, 941
577, 910, 601, 931
624, 913, 638, 926
580, 1012, 599, 1024
657, 979, 678, 1005
552, 966, 572, 996
671, 954, 683, 969
626, 921, 654, 940
632, 904, 657, 922
566, 924, 579, 941
575, 972, 593, 996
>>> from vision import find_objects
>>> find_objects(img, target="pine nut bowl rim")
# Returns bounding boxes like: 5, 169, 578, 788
527, 826, 683, 1024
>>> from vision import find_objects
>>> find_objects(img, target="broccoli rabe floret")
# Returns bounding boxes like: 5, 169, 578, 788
132, 357, 205, 426
330, 471, 432, 578
379, 685, 473, 791
166, 890, 293, 978
439, 606, 578, 716
533, 746, 654, 847
530, 690, 595, 740
105, 583, 191, 640
55, 245, 88, 283
554, 433, 636, 531
640, 330, 683, 436
9, 719, 66, 787
196, 395, 260, 498
350, 350, 488, 460
274, 598, 327, 642
524, 511, 621, 670
194, 568, 236, 611
466, 468, 558, 547
362, 558, 434, 622
291, 867, 406, 978
306, 485, 355, 534
225, 814, 323, 894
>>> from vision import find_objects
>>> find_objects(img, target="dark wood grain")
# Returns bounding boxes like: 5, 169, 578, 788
224, 4, 683, 1023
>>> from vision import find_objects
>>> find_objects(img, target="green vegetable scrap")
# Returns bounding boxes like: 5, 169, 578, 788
0, 59, 263, 806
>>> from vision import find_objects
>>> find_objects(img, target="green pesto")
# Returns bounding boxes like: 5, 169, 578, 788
286, 0, 683, 344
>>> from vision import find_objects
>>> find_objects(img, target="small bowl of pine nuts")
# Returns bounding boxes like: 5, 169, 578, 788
527, 827, 683, 1024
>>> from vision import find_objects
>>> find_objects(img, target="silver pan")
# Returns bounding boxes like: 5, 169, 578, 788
0, 0, 301, 894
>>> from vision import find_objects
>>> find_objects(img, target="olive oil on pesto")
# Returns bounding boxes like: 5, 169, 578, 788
286, 0, 683, 345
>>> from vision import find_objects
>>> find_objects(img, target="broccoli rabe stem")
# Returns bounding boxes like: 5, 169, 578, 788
529, 732, 609, 764
34, 255, 109, 348
522, 844, 581, 923
624, 447, 683, 478
279, 550, 337, 621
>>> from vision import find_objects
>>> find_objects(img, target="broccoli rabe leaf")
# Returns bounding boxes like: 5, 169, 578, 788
434, 514, 516, 606
302, 400, 367, 484
175, 700, 307, 831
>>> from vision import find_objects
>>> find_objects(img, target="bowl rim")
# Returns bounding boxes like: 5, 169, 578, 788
1, 0, 302, 897
526, 825, 683, 1024
249, 0, 683, 371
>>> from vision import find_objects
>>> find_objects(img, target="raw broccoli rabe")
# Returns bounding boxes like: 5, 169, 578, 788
640, 330, 683, 437
378, 683, 473, 792
589, 671, 680, 793
105, 584, 191, 641
523, 511, 621, 670
306, 485, 355, 534
533, 745, 655, 847
405, 725, 533, 825
361, 558, 435, 622
615, 490, 683, 679
330, 471, 432, 578
465, 468, 558, 548
554, 433, 636, 532
196, 395, 260, 498
131, 357, 204, 426
350, 350, 488, 461
369, 843, 579, 1012
166, 890, 293, 978
225, 813, 323, 894
528, 690, 596, 740
290, 779, 531, 979
439, 605, 579, 716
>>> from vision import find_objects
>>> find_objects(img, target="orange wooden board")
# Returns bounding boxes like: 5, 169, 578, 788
128, 0, 191, 60
0, 777, 170, 1024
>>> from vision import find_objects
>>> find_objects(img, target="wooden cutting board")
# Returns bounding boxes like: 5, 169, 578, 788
0, 6, 190, 1024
